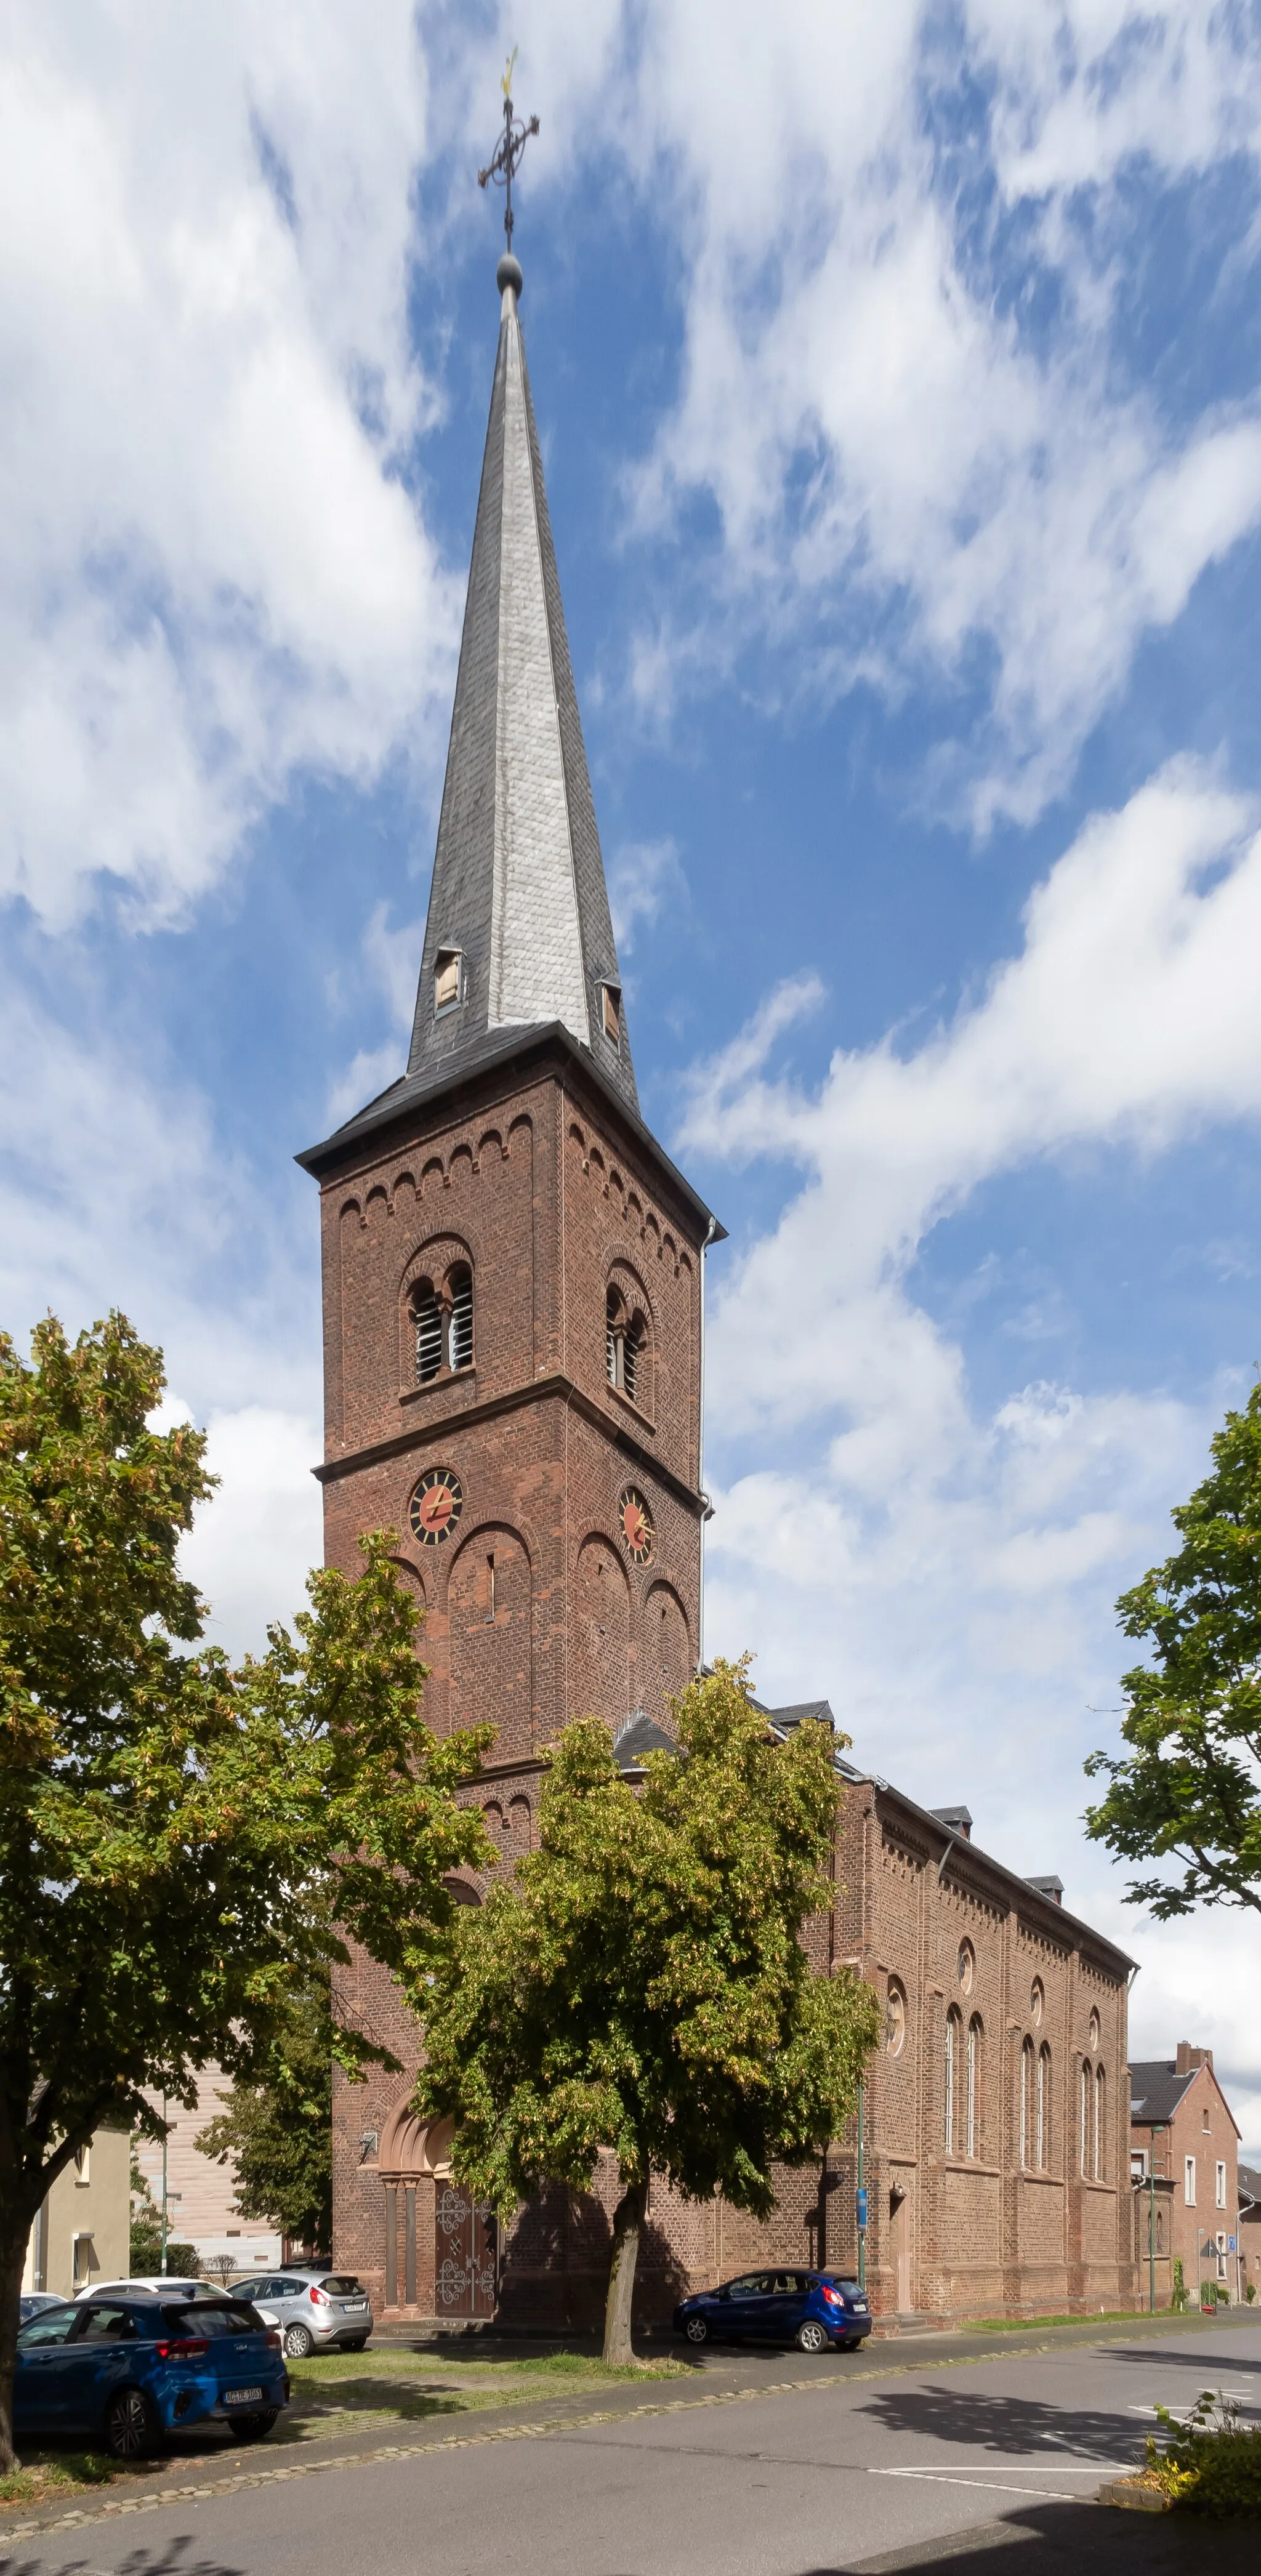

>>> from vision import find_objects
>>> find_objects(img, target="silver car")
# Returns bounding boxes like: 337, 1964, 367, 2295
230, 2267, 373, 2358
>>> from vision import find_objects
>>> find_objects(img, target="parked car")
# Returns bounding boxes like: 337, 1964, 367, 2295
673, 2268, 872, 2353
14, 2292, 288, 2458
227, 2266, 373, 2358
18, 2292, 65, 2324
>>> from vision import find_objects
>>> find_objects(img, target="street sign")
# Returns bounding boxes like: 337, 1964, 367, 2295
856, 2187, 868, 2230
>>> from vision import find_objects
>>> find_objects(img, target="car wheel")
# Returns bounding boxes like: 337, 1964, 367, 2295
232, 2410, 279, 2441
283, 2322, 314, 2358
684, 2315, 709, 2345
105, 2387, 161, 2460
796, 2319, 828, 2353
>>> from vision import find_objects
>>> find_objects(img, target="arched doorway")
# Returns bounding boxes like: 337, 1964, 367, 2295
377, 2103, 496, 2319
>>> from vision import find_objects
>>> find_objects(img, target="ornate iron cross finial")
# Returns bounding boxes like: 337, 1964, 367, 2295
478, 50, 539, 249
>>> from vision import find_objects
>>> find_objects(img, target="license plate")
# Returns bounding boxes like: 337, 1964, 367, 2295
225, 2386, 264, 2405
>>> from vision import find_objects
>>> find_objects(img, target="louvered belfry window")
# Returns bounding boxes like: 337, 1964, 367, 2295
622, 1315, 643, 1405
414, 1283, 442, 1383
448, 1266, 473, 1371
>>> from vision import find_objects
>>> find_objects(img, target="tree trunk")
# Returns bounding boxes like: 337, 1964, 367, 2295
0, 2210, 30, 2474
603, 2175, 646, 2367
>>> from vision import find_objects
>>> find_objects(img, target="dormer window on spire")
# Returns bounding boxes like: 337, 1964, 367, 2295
434, 948, 462, 1015
600, 983, 621, 1045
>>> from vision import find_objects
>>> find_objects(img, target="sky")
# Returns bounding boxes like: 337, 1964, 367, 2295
2, 2, 1261, 2153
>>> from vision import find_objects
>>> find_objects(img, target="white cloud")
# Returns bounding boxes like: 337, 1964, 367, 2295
183, 1403, 322, 1659
608, 837, 685, 953
0, 2, 460, 926
486, 0, 1261, 818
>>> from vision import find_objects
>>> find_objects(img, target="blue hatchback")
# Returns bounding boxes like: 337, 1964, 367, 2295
674, 2268, 872, 2353
14, 2293, 289, 2458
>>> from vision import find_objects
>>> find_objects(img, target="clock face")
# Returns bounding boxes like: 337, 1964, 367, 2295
618, 1486, 654, 1565
409, 1468, 464, 1547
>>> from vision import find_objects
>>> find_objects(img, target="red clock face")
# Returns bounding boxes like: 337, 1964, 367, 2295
618, 1486, 654, 1565
409, 1468, 464, 1546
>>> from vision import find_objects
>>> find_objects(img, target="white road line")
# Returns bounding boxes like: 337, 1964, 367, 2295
868, 2472, 1081, 2501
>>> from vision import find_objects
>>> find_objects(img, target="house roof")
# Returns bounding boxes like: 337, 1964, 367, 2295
613, 1710, 679, 1771
1128, 2063, 1196, 2125
1238, 2162, 1261, 2213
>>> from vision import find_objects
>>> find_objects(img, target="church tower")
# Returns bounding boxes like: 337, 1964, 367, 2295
299, 251, 722, 2318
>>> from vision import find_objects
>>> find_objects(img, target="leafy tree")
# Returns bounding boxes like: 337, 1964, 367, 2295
196, 1973, 334, 2254
0, 1312, 492, 2471
413, 1660, 880, 2363
1086, 1381, 1261, 1917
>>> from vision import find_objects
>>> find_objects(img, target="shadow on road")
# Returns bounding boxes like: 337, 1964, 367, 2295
0, 2548, 246, 2576
820, 2494, 1259, 2574
856, 2382, 1143, 2465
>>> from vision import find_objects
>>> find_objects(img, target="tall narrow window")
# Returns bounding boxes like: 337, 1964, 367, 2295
1079, 2061, 1090, 2178
447, 1265, 473, 1371
600, 983, 622, 1044
1095, 2067, 1105, 2181
1020, 2038, 1033, 2169
944, 2010, 958, 2154
434, 948, 461, 1013
1185, 2155, 1196, 2206
414, 1282, 442, 1383
622, 1314, 644, 1406
966, 2018, 980, 2158
1216, 2160, 1227, 2210
486, 1555, 496, 1624
1036, 2045, 1049, 2170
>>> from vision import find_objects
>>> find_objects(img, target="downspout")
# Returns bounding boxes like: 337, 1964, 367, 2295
696, 1213, 719, 1669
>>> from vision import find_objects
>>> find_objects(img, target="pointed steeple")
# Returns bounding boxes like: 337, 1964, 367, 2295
406, 254, 637, 1114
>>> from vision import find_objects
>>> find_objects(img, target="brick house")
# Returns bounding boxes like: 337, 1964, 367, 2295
1130, 2045, 1243, 2303
299, 246, 1137, 2332
1239, 2162, 1261, 2303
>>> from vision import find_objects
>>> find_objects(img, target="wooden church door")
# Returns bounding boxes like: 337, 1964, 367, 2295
434, 2181, 497, 2317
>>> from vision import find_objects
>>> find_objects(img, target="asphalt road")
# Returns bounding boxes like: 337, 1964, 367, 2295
3, 2315, 1259, 2576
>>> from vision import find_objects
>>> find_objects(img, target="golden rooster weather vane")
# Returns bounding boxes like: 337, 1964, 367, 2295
478, 48, 539, 251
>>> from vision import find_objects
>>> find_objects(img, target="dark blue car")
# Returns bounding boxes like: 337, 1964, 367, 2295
14, 2294, 289, 2458
674, 2267, 872, 2353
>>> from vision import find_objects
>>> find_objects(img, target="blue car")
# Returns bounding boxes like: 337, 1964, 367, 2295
674, 2267, 872, 2353
14, 2293, 289, 2458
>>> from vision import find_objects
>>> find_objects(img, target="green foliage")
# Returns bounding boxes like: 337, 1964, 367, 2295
1247, 2280, 1257, 2303
1146, 2389, 1261, 2516
414, 1657, 879, 2236
1085, 1382, 1261, 1916
196, 1973, 333, 2251
1171, 2255, 1188, 2311
0, 1311, 493, 2465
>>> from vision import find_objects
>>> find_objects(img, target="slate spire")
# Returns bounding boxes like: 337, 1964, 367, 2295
406, 254, 637, 1114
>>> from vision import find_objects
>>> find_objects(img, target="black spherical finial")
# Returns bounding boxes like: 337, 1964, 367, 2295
497, 251, 523, 298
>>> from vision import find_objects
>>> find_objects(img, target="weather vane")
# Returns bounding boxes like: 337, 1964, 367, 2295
478, 47, 539, 250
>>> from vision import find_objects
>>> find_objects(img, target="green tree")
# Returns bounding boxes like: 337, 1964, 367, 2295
413, 1660, 880, 2363
1086, 1380, 1261, 1917
0, 1312, 492, 2471
196, 1973, 334, 2253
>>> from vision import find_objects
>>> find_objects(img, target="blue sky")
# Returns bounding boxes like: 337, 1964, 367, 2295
4, 4, 1261, 2145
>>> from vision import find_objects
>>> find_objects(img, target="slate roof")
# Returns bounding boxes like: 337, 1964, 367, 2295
1129, 2062, 1196, 2125
408, 260, 637, 1114
1239, 2162, 1261, 2213
613, 1710, 678, 1770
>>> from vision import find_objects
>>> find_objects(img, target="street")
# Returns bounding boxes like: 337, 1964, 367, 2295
2, 2313, 1259, 2576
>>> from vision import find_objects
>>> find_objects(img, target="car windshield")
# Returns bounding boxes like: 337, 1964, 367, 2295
161, 2303, 261, 2338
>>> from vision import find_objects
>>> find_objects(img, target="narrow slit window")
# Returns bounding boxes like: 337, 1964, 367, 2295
447, 1266, 473, 1371
414, 1284, 442, 1383
486, 1555, 496, 1624
944, 2011, 957, 2154
434, 948, 461, 1014
1020, 2039, 1033, 2168
600, 983, 621, 1044
1036, 2045, 1049, 2170
966, 2018, 979, 2158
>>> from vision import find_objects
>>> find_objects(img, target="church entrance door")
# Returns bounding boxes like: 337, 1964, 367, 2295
434, 2183, 497, 2319
889, 2176, 914, 2313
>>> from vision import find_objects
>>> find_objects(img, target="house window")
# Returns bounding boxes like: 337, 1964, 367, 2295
1216, 2160, 1227, 2210
1095, 2066, 1106, 2181
966, 2018, 981, 2158
72, 2233, 97, 2288
1184, 2155, 1196, 2207
1036, 2045, 1050, 2170
600, 983, 622, 1044
1020, 2038, 1034, 2169
434, 948, 462, 1014
945, 2009, 960, 2154
1131, 2147, 1148, 2182
73, 2143, 90, 2186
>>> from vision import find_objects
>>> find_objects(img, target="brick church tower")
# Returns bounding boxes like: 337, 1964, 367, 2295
298, 252, 722, 2319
